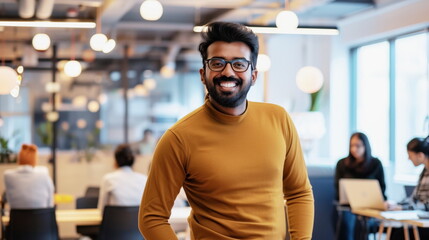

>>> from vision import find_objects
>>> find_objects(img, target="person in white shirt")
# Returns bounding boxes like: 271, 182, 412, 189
4, 144, 54, 209
98, 144, 148, 210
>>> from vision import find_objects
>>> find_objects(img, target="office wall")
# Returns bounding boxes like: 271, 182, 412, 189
266, 34, 336, 163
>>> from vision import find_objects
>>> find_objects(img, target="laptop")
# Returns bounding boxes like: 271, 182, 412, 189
339, 179, 386, 211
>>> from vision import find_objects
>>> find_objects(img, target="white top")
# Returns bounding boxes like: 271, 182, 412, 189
98, 166, 148, 210
4, 165, 54, 209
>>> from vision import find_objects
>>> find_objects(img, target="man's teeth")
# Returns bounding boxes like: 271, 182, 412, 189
220, 82, 236, 87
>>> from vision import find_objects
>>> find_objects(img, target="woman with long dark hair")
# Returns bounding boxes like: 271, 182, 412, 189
334, 132, 387, 240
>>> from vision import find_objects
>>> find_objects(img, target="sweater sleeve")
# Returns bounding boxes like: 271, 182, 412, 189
282, 112, 314, 240
138, 130, 187, 240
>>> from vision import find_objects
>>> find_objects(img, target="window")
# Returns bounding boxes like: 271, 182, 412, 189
355, 41, 390, 165
352, 32, 429, 184
394, 33, 428, 183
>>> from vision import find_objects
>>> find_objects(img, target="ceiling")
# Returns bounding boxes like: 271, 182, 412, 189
0, 0, 381, 71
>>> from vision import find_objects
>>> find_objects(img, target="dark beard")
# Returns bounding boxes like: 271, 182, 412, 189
206, 76, 251, 108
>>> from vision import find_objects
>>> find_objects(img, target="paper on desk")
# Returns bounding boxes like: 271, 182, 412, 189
380, 210, 426, 220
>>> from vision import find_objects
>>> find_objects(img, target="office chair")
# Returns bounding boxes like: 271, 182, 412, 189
99, 206, 144, 240
85, 186, 100, 198
76, 196, 100, 239
8, 207, 59, 240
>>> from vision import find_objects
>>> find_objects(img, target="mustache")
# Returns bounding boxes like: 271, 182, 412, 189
213, 76, 242, 85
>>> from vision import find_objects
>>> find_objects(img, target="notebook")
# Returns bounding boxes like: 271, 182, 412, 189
339, 179, 386, 211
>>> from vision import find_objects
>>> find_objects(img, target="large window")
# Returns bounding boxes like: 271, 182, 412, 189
394, 33, 428, 183
353, 32, 429, 184
355, 41, 390, 164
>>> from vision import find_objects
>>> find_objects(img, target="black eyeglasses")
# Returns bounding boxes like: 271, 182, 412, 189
205, 58, 252, 73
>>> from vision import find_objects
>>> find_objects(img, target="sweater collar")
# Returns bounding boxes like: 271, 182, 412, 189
204, 96, 248, 124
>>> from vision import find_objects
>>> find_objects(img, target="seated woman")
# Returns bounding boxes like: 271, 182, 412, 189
4, 144, 54, 209
98, 144, 148, 210
390, 136, 429, 240
335, 132, 387, 240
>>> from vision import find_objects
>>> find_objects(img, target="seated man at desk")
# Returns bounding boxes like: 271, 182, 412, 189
4, 144, 54, 209
98, 144, 148, 210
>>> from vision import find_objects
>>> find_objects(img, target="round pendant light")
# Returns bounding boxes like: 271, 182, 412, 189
64, 60, 82, 78
256, 54, 271, 72
32, 33, 51, 51
275, 10, 299, 30
296, 66, 324, 93
0, 66, 18, 95
140, 0, 163, 21
90, 33, 108, 51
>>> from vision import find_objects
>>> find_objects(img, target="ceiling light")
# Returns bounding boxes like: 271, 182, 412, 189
64, 60, 82, 78
256, 54, 271, 72
276, 10, 299, 30
90, 33, 107, 51
32, 33, 51, 51
46, 111, 59, 122
96, 120, 104, 129
16, 65, 24, 74
87, 100, 100, 112
10, 86, 20, 98
296, 66, 324, 93
77, 119, 87, 129
134, 84, 148, 96
193, 26, 339, 36
144, 78, 157, 90
98, 93, 108, 104
160, 62, 175, 78
0, 66, 18, 95
102, 39, 116, 53
140, 0, 163, 21
45, 82, 61, 93
0, 20, 95, 28
73, 96, 87, 108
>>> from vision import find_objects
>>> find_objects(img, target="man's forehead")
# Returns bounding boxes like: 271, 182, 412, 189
207, 41, 251, 58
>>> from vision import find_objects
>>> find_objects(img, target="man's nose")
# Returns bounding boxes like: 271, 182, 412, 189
220, 62, 236, 77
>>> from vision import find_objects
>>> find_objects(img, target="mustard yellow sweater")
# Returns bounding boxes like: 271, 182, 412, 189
139, 99, 314, 240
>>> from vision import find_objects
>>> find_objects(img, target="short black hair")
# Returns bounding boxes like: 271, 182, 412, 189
114, 144, 135, 167
407, 136, 429, 157
198, 22, 259, 69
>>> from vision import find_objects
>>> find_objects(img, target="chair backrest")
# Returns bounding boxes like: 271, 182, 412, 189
99, 206, 144, 240
75, 197, 100, 237
404, 185, 415, 197
8, 207, 59, 240
76, 196, 98, 209
85, 186, 100, 198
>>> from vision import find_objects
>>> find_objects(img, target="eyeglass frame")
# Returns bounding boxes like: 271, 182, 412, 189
204, 57, 253, 73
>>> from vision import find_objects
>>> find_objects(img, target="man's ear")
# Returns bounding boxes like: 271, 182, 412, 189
199, 68, 206, 85
251, 69, 258, 86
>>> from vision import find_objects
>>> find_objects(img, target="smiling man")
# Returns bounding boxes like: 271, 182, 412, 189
139, 22, 314, 240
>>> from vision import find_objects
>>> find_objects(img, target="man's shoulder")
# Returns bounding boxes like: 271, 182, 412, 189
249, 101, 286, 113
248, 101, 289, 121
170, 105, 206, 130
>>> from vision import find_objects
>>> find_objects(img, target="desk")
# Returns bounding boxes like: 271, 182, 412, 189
2, 207, 191, 231
353, 209, 429, 240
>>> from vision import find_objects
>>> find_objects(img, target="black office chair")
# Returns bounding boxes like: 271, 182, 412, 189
76, 196, 100, 239
8, 207, 59, 240
99, 206, 144, 240
404, 185, 415, 197
85, 186, 100, 198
